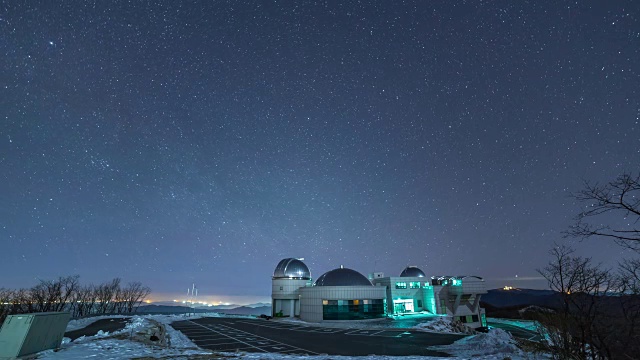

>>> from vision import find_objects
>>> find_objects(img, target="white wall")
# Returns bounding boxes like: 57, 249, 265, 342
299, 286, 387, 322
271, 278, 310, 317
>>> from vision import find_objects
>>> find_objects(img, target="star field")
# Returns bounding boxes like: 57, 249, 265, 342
1, 1, 639, 303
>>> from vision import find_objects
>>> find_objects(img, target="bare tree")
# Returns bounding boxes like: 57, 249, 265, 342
537, 245, 614, 359
567, 173, 640, 252
0, 288, 13, 324
95, 278, 121, 314
29, 281, 52, 313
53, 275, 80, 312
122, 282, 151, 313
74, 284, 98, 318
612, 259, 640, 356
1, 276, 151, 323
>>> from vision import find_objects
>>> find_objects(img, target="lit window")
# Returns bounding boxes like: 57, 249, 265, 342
409, 282, 420, 289
395, 282, 407, 289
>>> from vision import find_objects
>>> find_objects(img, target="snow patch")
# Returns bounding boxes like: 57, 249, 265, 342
413, 316, 469, 334
430, 328, 535, 359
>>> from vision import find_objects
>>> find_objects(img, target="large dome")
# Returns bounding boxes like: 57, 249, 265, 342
400, 266, 426, 278
273, 258, 311, 280
314, 266, 372, 286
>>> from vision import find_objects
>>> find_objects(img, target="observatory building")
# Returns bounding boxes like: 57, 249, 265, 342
271, 259, 487, 328
271, 258, 312, 317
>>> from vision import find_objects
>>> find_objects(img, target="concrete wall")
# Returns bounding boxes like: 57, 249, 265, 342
435, 277, 487, 328
271, 278, 310, 317
372, 277, 433, 314
272, 279, 309, 299
299, 286, 387, 322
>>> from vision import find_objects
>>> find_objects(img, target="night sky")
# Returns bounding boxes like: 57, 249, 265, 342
1, 1, 638, 304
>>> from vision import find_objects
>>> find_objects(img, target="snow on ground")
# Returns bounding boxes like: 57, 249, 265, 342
38, 337, 211, 360
40, 314, 214, 359
413, 316, 465, 334
429, 328, 549, 360
38, 314, 546, 359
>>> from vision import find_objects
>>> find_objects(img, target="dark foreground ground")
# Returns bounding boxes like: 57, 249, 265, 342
171, 317, 465, 356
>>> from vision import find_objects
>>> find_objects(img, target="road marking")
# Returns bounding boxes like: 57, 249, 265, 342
185, 321, 266, 352
185, 333, 226, 338
196, 341, 246, 346
235, 320, 402, 337
235, 321, 311, 332
186, 320, 319, 355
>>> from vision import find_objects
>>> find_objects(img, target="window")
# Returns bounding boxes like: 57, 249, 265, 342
417, 300, 422, 308
395, 282, 407, 289
280, 286, 283, 290
472, 315, 479, 322
409, 282, 420, 289
322, 299, 385, 320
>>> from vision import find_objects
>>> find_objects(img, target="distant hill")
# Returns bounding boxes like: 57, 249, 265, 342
146, 301, 271, 310
217, 306, 271, 316
136, 305, 212, 314
481, 288, 562, 309
135, 304, 272, 316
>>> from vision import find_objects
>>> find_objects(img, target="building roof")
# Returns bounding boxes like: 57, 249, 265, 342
400, 266, 426, 277
431, 275, 484, 281
314, 266, 372, 286
273, 258, 311, 280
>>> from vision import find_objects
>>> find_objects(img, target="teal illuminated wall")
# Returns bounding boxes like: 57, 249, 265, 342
322, 299, 385, 320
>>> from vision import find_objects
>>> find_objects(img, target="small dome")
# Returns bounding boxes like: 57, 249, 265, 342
314, 266, 372, 286
400, 266, 426, 278
273, 258, 311, 280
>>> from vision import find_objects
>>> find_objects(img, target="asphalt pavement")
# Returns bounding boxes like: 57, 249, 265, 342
64, 318, 130, 340
171, 317, 466, 356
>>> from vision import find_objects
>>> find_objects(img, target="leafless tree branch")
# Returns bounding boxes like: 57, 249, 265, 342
566, 173, 640, 252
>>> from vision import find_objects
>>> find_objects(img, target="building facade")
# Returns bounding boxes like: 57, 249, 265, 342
430, 275, 487, 327
271, 258, 312, 317
271, 259, 487, 328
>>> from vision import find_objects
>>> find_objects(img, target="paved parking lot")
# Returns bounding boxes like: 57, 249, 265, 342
171, 317, 465, 356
